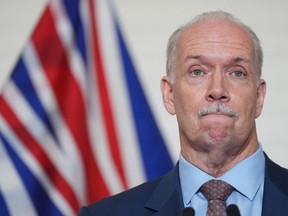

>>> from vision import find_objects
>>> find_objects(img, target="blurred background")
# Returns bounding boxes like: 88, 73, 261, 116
0, 0, 288, 168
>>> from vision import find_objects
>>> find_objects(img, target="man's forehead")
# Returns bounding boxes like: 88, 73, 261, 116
177, 20, 254, 60
180, 19, 251, 44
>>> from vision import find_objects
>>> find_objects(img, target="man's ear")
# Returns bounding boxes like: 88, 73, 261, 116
256, 79, 266, 118
161, 76, 176, 115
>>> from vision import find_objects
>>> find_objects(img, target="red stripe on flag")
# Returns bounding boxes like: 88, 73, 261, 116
88, 0, 128, 190
31, 6, 109, 202
0, 97, 80, 212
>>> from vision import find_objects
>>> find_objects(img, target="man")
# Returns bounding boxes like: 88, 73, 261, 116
78, 10, 288, 216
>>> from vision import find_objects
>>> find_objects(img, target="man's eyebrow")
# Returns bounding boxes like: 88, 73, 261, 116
184, 55, 251, 64
184, 55, 203, 62
232, 57, 251, 64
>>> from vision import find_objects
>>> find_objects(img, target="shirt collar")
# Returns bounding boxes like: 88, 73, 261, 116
179, 145, 265, 205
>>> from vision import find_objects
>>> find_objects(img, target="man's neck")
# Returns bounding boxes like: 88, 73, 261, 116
181, 141, 259, 177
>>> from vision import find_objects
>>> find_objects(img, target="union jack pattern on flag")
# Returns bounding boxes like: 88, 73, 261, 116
0, 0, 173, 215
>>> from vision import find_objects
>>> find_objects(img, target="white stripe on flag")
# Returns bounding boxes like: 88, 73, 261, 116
81, 0, 126, 195
97, 0, 146, 188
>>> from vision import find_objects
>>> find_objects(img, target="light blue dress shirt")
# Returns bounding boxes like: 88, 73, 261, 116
179, 146, 265, 216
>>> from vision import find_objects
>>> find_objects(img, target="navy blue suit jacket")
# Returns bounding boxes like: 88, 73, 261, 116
78, 154, 288, 216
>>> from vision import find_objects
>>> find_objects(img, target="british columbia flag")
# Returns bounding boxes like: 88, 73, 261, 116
0, 0, 173, 215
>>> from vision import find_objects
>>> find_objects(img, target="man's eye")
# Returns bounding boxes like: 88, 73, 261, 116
191, 69, 203, 76
233, 71, 245, 77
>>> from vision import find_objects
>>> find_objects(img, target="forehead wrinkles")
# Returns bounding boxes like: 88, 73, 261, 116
176, 21, 254, 66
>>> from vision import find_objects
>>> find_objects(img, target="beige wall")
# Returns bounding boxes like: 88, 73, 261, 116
1, 0, 288, 167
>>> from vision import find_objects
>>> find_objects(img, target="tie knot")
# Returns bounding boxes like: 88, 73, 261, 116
200, 180, 234, 201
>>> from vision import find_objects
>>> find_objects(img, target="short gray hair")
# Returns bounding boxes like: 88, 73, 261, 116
166, 10, 263, 83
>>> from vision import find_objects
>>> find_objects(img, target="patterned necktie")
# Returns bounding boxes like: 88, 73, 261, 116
200, 180, 234, 216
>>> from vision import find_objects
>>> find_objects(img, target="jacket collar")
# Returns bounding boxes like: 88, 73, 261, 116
144, 163, 184, 215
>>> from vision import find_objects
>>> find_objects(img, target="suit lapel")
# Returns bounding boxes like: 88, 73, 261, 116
262, 154, 288, 216
144, 164, 184, 216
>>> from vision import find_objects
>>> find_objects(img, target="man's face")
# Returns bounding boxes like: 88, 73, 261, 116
161, 20, 266, 156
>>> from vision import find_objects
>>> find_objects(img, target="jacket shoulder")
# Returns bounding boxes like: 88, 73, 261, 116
262, 154, 288, 216
78, 172, 172, 216
265, 154, 288, 193
95, 178, 160, 213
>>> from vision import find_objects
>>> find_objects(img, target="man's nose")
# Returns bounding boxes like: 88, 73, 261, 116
205, 71, 230, 102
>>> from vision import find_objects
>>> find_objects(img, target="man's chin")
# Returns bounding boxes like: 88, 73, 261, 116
205, 129, 231, 146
